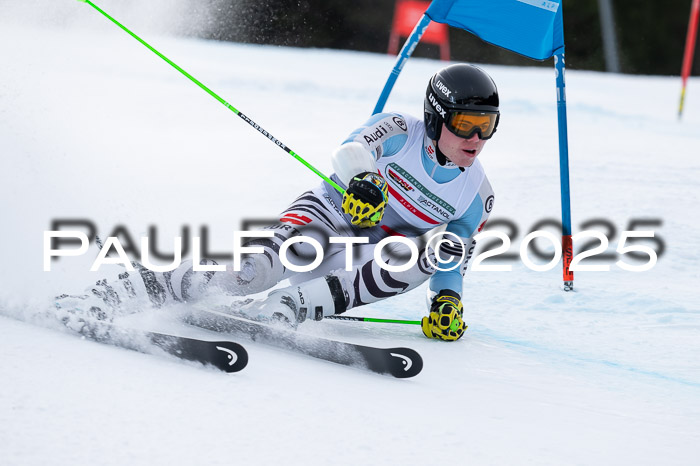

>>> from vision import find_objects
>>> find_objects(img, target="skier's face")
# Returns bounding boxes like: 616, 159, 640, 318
436, 123, 487, 167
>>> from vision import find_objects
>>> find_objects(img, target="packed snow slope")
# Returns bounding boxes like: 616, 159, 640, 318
1, 3, 700, 465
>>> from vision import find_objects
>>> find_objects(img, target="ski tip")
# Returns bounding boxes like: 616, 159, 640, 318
386, 347, 423, 378
213, 341, 249, 373
76, 0, 87, 3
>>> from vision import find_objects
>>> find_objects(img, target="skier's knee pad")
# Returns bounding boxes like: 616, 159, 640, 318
227, 252, 286, 295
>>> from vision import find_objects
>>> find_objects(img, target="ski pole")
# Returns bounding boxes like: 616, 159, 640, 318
76, 0, 345, 195
324, 315, 421, 325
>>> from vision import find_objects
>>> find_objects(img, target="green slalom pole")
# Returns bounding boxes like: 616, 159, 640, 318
77, 0, 345, 195
325, 315, 421, 325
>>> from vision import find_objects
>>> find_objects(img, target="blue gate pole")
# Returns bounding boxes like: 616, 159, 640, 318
373, 13, 433, 115
554, 52, 574, 291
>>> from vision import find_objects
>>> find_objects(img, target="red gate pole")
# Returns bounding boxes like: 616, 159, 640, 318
679, 0, 700, 118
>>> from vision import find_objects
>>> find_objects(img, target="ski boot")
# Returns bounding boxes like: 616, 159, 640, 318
238, 275, 347, 327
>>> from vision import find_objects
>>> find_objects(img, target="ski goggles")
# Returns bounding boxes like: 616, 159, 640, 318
445, 111, 498, 140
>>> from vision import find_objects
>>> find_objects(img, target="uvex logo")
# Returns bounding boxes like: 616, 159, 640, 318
435, 80, 451, 98
428, 93, 447, 118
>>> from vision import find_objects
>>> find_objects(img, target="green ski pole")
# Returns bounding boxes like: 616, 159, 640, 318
325, 315, 421, 325
76, 0, 345, 195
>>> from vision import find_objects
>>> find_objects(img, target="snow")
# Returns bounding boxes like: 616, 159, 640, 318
2, 2, 700, 465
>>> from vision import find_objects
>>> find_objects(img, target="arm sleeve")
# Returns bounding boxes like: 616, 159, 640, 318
331, 113, 410, 185
429, 178, 494, 298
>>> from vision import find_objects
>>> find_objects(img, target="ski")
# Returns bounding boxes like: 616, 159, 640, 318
184, 308, 422, 378
68, 320, 248, 373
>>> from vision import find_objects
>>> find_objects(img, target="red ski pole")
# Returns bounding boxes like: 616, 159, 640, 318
679, 0, 700, 118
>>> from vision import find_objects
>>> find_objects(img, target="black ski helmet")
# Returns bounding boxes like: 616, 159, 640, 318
424, 64, 500, 141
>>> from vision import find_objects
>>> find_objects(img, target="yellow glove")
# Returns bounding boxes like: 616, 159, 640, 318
341, 172, 388, 228
421, 290, 467, 341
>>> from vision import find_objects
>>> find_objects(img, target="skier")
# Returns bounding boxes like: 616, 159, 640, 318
56, 63, 499, 342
